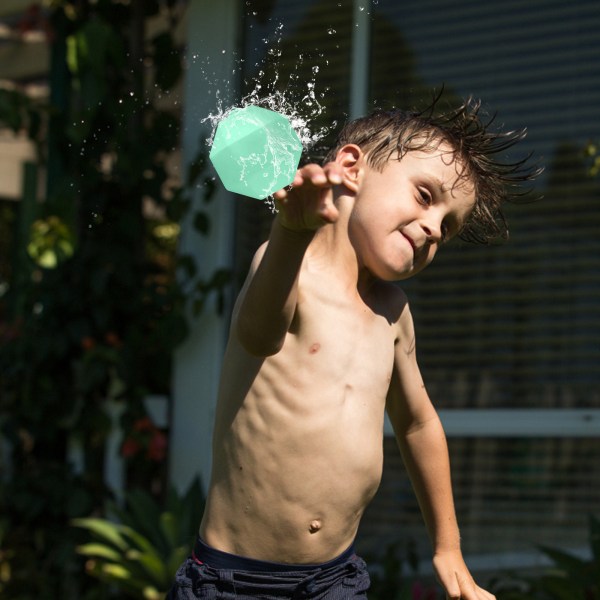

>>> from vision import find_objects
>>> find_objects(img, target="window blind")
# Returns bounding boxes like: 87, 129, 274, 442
361, 436, 600, 559
232, 0, 600, 568
362, 0, 600, 563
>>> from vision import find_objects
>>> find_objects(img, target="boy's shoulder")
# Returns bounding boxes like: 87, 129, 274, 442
369, 280, 411, 329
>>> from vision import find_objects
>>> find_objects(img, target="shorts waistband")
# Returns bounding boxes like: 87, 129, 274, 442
192, 537, 356, 572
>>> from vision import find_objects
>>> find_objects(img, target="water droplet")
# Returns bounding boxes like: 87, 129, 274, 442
327, 28, 336, 35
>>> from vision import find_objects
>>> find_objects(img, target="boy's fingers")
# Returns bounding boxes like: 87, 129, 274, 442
272, 161, 344, 202
322, 162, 343, 184
272, 186, 291, 201
297, 164, 328, 186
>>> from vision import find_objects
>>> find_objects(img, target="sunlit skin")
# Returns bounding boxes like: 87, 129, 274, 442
200, 143, 496, 600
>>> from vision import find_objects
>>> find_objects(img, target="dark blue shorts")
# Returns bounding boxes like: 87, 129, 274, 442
166, 537, 371, 599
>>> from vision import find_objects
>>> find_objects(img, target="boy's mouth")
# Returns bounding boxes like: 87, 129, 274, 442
401, 232, 417, 256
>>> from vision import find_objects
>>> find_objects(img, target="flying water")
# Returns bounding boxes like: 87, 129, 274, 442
200, 20, 337, 209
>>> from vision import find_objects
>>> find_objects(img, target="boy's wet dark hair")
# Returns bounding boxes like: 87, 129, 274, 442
324, 97, 542, 244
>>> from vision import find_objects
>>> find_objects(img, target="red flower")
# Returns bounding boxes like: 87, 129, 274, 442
133, 417, 154, 432
412, 581, 439, 600
105, 331, 121, 347
147, 430, 167, 462
121, 437, 141, 458
81, 336, 96, 351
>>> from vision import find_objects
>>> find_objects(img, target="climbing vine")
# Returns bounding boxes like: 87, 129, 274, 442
0, 1, 226, 596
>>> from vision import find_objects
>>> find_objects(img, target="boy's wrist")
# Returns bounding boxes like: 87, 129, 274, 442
274, 216, 318, 241
432, 531, 462, 555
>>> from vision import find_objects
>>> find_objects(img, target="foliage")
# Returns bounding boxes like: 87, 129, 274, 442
73, 477, 204, 599
0, 1, 227, 597
492, 515, 600, 600
366, 540, 441, 600
585, 142, 600, 178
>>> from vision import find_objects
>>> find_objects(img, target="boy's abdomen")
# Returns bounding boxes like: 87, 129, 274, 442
202, 383, 386, 565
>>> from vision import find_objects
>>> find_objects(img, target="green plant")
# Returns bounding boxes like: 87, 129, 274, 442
0, 1, 227, 597
492, 515, 600, 600
366, 539, 440, 600
73, 477, 204, 599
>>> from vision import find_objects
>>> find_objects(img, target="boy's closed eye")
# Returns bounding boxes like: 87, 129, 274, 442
415, 187, 451, 242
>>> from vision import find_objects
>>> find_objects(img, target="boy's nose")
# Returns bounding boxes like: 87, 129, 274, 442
420, 220, 442, 244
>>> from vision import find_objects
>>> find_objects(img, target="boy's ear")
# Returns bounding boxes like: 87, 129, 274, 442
335, 144, 364, 193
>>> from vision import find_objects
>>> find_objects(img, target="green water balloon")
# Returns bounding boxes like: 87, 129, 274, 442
209, 105, 303, 199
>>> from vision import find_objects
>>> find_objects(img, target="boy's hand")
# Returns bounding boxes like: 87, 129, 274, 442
433, 550, 496, 600
272, 163, 342, 232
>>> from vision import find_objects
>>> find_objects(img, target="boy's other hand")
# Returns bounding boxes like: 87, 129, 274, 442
433, 549, 496, 600
272, 163, 342, 232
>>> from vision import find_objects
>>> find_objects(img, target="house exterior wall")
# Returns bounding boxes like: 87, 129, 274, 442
169, 0, 241, 494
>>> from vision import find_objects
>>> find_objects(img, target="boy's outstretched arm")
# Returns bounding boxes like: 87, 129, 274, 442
386, 303, 496, 600
235, 163, 342, 357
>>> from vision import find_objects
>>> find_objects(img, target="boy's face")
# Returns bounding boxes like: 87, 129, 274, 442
346, 143, 476, 281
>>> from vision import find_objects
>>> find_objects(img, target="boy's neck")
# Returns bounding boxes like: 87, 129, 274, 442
309, 198, 378, 295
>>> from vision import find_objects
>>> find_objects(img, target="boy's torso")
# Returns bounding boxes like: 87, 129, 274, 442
201, 255, 406, 565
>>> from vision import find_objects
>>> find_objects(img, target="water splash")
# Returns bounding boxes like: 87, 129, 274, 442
201, 18, 336, 210
204, 78, 330, 152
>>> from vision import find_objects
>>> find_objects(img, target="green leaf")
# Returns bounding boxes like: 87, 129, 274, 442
119, 524, 157, 555
101, 562, 133, 581
193, 211, 210, 235
167, 546, 189, 580
538, 545, 588, 578
27, 216, 75, 269
76, 542, 122, 562
143, 586, 164, 600
66, 35, 79, 75
166, 486, 182, 515
72, 517, 129, 551
159, 512, 178, 548
123, 490, 167, 551
177, 254, 197, 279
86, 560, 145, 594
124, 547, 167, 582
209, 268, 231, 289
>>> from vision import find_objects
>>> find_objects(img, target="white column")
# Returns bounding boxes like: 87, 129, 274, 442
169, 0, 241, 494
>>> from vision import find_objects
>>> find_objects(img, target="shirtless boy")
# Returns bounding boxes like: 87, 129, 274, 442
168, 100, 537, 599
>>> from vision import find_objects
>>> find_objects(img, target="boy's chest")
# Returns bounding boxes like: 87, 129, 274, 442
289, 282, 397, 391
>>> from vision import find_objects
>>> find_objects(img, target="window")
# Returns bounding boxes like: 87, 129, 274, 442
234, 0, 354, 280
364, 0, 600, 562
232, 0, 600, 566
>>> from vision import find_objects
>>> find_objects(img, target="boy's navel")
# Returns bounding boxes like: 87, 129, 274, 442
308, 519, 322, 534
